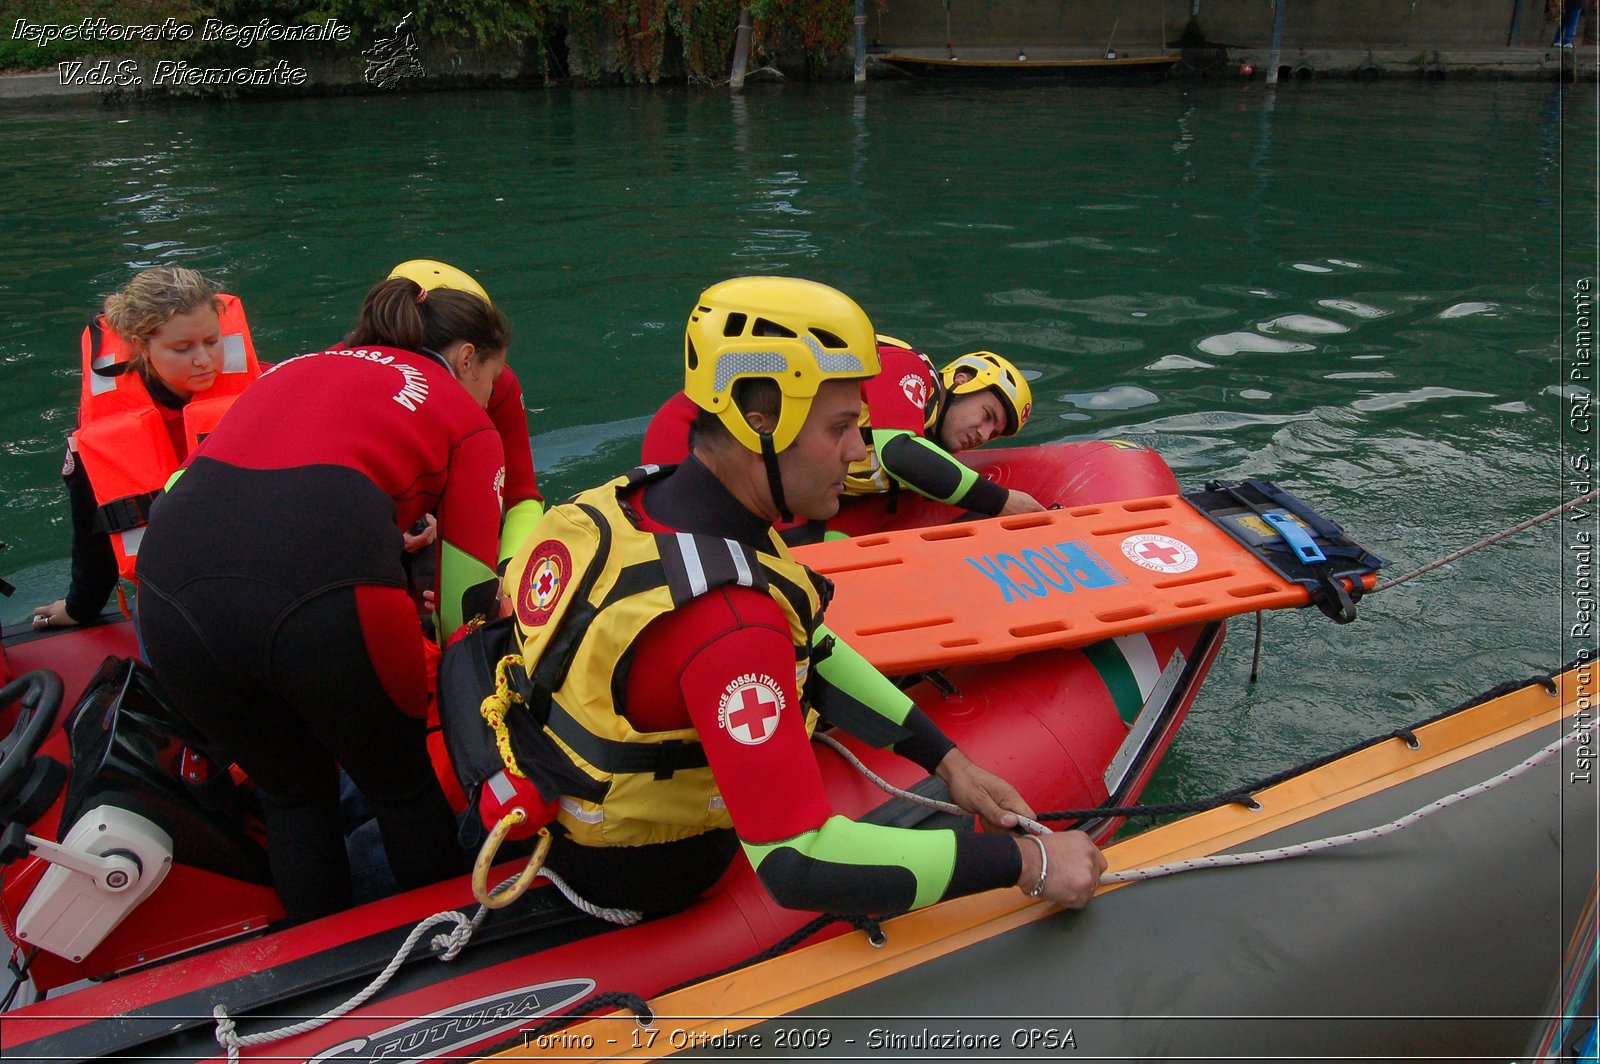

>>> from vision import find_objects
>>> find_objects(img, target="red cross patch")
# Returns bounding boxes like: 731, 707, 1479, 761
900, 373, 930, 410
1120, 533, 1198, 574
516, 540, 572, 628
717, 674, 785, 746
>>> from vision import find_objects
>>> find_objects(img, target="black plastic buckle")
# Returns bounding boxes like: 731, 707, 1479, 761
1308, 568, 1358, 624
651, 739, 695, 780
92, 491, 159, 535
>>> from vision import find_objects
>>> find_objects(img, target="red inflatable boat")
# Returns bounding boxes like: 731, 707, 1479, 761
0, 441, 1379, 1063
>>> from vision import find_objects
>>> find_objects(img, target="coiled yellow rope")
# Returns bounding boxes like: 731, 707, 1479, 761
479, 653, 529, 779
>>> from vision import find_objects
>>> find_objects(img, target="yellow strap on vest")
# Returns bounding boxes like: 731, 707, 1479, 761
479, 653, 531, 779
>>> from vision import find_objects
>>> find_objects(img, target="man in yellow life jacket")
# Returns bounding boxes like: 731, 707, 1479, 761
32, 267, 261, 630
478, 276, 1105, 916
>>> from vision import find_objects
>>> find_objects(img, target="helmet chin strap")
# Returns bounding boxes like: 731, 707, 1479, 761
931, 380, 953, 449
758, 431, 793, 524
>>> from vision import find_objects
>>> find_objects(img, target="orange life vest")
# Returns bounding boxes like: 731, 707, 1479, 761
71, 294, 262, 582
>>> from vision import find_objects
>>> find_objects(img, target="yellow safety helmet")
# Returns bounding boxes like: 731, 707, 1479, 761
684, 277, 880, 453
940, 350, 1033, 437
387, 259, 492, 305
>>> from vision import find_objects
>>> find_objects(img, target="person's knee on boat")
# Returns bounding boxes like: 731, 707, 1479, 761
33, 267, 259, 631
483, 276, 1105, 917
136, 275, 513, 923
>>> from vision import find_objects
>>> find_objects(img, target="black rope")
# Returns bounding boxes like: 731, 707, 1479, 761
478, 913, 888, 1053
656, 912, 886, 999
1248, 610, 1264, 683
2, 946, 33, 1012
516, 990, 655, 1041
1037, 664, 1575, 828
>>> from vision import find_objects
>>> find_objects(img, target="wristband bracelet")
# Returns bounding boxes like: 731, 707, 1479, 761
1023, 833, 1049, 898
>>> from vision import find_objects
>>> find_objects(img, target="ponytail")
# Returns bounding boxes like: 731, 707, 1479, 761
348, 278, 510, 364
348, 278, 429, 353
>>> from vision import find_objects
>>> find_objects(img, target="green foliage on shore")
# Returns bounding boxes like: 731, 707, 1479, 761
2, 1, 206, 72
2, 0, 866, 83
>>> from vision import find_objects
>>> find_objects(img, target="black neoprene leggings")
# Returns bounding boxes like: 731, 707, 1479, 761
137, 461, 461, 922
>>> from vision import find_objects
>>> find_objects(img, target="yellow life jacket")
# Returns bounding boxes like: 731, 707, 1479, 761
843, 343, 940, 497
498, 465, 828, 847
71, 295, 262, 582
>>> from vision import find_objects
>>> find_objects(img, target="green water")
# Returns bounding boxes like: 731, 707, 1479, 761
2, 80, 1594, 805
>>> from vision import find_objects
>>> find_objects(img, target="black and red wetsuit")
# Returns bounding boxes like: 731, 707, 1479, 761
137, 345, 505, 921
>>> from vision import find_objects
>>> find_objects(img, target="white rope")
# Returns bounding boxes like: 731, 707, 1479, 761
817, 712, 1575, 893
537, 867, 643, 926
1373, 490, 1599, 593
213, 908, 474, 1063
1103, 728, 1576, 884
211, 865, 640, 1061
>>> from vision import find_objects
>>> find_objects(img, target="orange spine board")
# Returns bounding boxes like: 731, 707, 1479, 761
797, 494, 1360, 673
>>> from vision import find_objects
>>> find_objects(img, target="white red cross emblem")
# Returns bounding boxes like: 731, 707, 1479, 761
900, 373, 930, 411
1120, 533, 1199, 574
516, 540, 572, 628
717, 675, 785, 746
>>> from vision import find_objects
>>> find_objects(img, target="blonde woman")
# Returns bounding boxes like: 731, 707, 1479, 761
32, 267, 261, 630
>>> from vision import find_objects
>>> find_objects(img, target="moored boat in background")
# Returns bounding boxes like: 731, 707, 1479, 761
875, 50, 1180, 81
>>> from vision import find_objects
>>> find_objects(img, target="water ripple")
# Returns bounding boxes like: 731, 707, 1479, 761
1060, 385, 1161, 412
1438, 301, 1500, 319
1196, 332, 1318, 357
1350, 386, 1498, 412
1146, 354, 1214, 370
1259, 314, 1351, 335
1317, 298, 1390, 319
